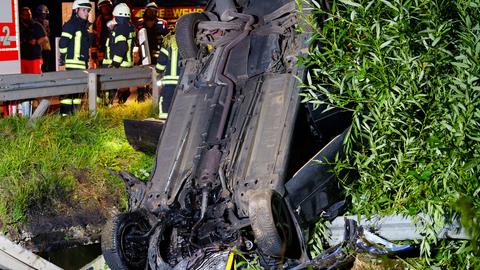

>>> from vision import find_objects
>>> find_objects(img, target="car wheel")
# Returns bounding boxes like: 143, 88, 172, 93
175, 12, 208, 59
102, 210, 151, 270
248, 189, 301, 258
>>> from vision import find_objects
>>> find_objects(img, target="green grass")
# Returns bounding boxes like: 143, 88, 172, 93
0, 102, 155, 227
298, 0, 480, 268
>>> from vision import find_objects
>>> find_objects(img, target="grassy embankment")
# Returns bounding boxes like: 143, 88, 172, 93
299, 0, 480, 268
0, 103, 154, 228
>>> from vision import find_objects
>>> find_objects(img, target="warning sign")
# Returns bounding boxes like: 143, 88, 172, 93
0, 0, 19, 62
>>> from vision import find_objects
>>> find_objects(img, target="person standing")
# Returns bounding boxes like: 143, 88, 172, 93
103, 3, 136, 104
33, 4, 52, 72
136, 2, 168, 102
17, 7, 47, 117
155, 33, 179, 119
136, 2, 168, 64
58, 0, 93, 115
93, 0, 113, 65
19, 7, 47, 74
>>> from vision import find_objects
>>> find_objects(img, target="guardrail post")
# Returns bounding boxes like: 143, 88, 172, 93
151, 67, 160, 114
27, 99, 50, 126
88, 72, 98, 115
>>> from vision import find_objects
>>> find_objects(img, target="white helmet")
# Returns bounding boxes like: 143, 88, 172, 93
145, 2, 158, 10
72, 0, 92, 10
113, 3, 130, 17
98, 0, 112, 7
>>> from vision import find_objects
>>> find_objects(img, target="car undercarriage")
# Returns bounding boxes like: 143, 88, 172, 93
102, 0, 351, 269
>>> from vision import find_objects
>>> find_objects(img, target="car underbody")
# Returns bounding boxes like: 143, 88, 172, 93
102, 0, 352, 269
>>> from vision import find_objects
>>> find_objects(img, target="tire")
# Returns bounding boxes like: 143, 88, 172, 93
249, 189, 301, 259
102, 210, 151, 270
175, 12, 208, 59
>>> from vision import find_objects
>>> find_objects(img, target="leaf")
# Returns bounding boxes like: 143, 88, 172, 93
420, 170, 432, 181
310, 0, 321, 9
350, 10, 357, 21
451, 62, 470, 69
339, 0, 361, 8
432, 36, 441, 47
306, 71, 312, 85
380, 0, 399, 11
380, 39, 393, 49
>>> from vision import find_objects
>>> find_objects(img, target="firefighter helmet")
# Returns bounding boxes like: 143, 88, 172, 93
72, 0, 92, 10
98, 0, 112, 7
113, 3, 130, 17
145, 2, 158, 10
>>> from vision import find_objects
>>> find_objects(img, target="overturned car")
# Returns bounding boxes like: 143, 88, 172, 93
102, 0, 351, 269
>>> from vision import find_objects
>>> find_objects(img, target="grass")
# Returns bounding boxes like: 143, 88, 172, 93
0, 102, 155, 227
298, 0, 480, 268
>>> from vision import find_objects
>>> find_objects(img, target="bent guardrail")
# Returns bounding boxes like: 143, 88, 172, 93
0, 66, 160, 114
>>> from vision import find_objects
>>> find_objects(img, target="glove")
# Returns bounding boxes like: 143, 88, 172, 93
58, 56, 65, 66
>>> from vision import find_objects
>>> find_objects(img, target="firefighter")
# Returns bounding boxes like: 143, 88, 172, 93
59, 0, 93, 115
155, 33, 179, 119
135, 2, 168, 102
102, 3, 136, 104
94, 0, 113, 64
136, 2, 168, 64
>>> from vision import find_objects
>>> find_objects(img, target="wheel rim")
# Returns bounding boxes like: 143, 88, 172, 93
119, 215, 150, 268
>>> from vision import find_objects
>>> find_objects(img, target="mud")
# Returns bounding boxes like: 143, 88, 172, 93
5, 169, 123, 253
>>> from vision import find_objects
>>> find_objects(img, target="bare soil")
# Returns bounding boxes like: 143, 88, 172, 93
6, 169, 123, 252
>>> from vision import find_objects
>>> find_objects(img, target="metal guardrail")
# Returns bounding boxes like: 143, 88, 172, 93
0, 234, 62, 270
0, 66, 160, 114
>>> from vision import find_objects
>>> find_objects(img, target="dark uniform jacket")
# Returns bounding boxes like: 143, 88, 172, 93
155, 39, 179, 85
155, 39, 179, 118
59, 13, 92, 69
103, 18, 135, 68
136, 18, 168, 62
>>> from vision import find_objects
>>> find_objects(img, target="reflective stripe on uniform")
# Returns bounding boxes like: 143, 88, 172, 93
113, 55, 123, 63
61, 32, 73, 39
60, 98, 81, 105
126, 33, 134, 65
160, 79, 178, 85
60, 99, 73, 104
158, 97, 168, 119
120, 61, 133, 67
65, 59, 86, 64
160, 47, 169, 57
163, 75, 179, 81
170, 42, 178, 78
65, 63, 86, 69
156, 63, 166, 71
59, 47, 68, 53
104, 38, 111, 63
74, 31, 82, 62
115, 35, 126, 43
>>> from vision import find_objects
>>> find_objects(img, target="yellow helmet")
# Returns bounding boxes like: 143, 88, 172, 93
72, 0, 92, 10
113, 3, 130, 17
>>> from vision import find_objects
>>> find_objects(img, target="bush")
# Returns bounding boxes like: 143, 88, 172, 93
299, 0, 480, 267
